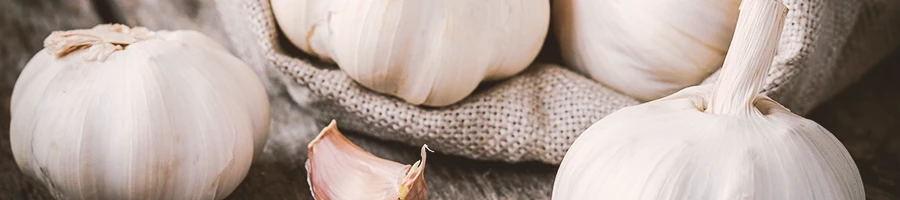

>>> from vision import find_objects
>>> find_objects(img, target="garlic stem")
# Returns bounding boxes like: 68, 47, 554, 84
707, 0, 787, 116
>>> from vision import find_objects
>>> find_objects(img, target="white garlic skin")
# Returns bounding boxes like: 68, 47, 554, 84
271, 0, 335, 63
552, 86, 864, 200
274, 0, 550, 106
553, 0, 740, 101
10, 29, 270, 199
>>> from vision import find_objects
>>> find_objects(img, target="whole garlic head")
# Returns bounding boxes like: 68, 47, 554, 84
10, 24, 270, 199
552, 1, 864, 199
272, 0, 551, 106
553, 0, 741, 101
552, 87, 864, 199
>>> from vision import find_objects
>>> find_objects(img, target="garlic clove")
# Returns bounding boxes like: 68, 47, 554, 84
306, 120, 429, 200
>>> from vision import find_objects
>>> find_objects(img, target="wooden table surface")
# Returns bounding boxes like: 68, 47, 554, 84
1, 0, 897, 199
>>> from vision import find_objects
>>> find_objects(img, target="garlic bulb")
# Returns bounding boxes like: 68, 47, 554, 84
270, 0, 334, 63
272, 0, 550, 106
552, 1, 864, 199
306, 120, 429, 200
10, 24, 270, 199
553, 0, 740, 101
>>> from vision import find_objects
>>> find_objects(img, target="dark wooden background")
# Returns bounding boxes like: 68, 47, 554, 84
1, 0, 897, 199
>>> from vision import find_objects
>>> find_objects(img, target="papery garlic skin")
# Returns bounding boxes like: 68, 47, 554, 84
553, 0, 740, 101
275, 0, 550, 106
552, 0, 863, 199
552, 86, 864, 199
10, 24, 270, 200
306, 121, 428, 200
271, 0, 334, 63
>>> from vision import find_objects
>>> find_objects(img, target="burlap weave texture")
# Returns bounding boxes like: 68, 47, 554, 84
216, 0, 899, 164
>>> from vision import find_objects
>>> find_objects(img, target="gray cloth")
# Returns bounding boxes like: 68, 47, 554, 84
217, 0, 900, 164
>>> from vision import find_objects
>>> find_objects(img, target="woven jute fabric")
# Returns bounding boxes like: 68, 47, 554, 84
216, 0, 899, 164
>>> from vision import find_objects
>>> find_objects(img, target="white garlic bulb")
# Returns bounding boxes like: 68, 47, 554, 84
553, 0, 741, 101
271, 0, 334, 63
10, 24, 270, 199
272, 0, 550, 106
552, 1, 864, 199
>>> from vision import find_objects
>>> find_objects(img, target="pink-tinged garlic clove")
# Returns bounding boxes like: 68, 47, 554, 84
306, 120, 429, 200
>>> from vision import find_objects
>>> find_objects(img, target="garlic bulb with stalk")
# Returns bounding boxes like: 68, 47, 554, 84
306, 120, 429, 200
553, 0, 741, 101
272, 0, 550, 107
552, 0, 864, 199
10, 24, 270, 199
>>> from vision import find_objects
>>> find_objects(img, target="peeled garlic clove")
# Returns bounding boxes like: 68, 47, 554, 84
10, 24, 270, 200
306, 121, 429, 200
273, 0, 550, 107
552, 1, 864, 199
553, 0, 741, 101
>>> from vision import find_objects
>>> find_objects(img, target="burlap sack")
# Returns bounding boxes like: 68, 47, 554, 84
216, 0, 899, 164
